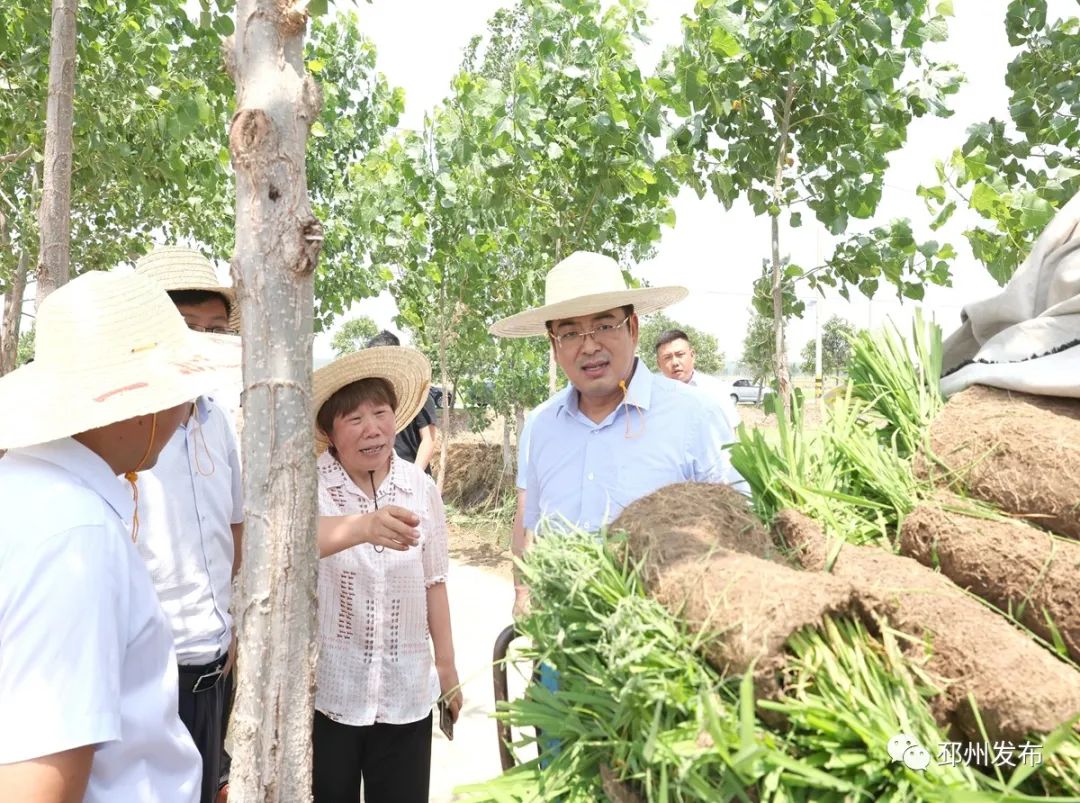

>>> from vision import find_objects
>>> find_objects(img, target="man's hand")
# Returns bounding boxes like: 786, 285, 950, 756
512, 585, 531, 620
223, 630, 237, 676
358, 505, 420, 551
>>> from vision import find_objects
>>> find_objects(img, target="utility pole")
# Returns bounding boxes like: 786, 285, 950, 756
813, 299, 822, 398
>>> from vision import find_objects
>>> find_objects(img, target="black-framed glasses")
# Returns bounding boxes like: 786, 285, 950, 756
186, 323, 238, 336
550, 314, 631, 349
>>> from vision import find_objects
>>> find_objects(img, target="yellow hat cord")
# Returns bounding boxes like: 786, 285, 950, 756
123, 412, 157, 543
618, 379, 645, 440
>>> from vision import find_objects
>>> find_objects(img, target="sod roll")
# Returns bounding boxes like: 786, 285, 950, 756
901, 501, 1080, 664
613, 485, 863, 709
775, 509, 1080, 743
924, 385, 1080, 540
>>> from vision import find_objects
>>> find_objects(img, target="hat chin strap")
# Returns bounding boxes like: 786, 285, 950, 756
123, 412, 158, 543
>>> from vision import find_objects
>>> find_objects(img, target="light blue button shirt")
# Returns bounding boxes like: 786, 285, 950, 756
523, 360, 749, 535
516, 393, 558, 491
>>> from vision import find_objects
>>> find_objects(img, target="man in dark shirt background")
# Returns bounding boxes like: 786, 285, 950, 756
366, 330, 439, 475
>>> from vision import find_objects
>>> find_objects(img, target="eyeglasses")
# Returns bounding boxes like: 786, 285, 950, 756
186, 323, 238, 336
550, 315, 631, 349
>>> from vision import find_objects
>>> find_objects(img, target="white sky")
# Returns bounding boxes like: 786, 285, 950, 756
317, 0, 1072, 365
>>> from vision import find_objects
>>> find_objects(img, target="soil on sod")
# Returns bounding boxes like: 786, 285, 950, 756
774, 509, 1080, 743
610, 481, 777, 565
924, 385, 1080, 540
615, 488, 859, 706
900, 500, 1080, 664
635, 544, 862, 707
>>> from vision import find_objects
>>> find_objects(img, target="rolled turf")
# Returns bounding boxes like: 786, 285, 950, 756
924, 385, 1080, 540
900, 500, 1080, 664
775, 509, 1080, 743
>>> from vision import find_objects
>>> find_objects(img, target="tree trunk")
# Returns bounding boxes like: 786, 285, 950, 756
226, 3, 322, 800
0, 248, 29, 377
501, 414, 513, 477
769, 77, 797, 411
436, 278, 451, 495
548, 239, 561, 395
813, 301, 823, 399
35, 0, 77, 307
769, 214, 791, 408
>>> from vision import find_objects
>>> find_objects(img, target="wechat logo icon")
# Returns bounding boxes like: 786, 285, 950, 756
888, 733, 932, 771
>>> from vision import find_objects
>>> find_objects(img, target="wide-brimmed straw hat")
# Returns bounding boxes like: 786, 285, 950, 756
312, 347, 432, 453
0, 271, 241, 450
489, 251, 688, 338
135, 245, 240, 332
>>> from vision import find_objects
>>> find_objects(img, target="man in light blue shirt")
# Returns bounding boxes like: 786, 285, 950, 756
654, 327, 741, 430
492, 251, 748, 545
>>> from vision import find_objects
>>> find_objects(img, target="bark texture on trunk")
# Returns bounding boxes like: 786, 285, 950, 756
769, 212, 790, 407
436, 290, 451, 495
226, 3, 322, 800
36, 0, 77, 307
0, 248, 29, 377
769, 77, 797, 410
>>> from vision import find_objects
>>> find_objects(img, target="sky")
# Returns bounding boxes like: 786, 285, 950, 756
313, 0, 1072, 368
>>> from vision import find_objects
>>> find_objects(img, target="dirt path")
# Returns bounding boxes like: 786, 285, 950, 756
430, 558, 524, 802
447, 520, 514, 581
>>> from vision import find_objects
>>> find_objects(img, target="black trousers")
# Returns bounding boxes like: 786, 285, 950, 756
178, 656, 231, 803
312, 709, 432, 803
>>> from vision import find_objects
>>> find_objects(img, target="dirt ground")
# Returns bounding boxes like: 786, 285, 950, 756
447, 515, 514, 581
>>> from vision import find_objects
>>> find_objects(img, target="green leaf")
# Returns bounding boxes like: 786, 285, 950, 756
709, 26, 741, 57
311, 120, 327, 138
1018, 193, 1054, 229
309, 0, 328, 16
307, 58, 325, 74
212, 13, 234, 36
813, 0, 838, 26
790, 211, 802, 228
935, 0, 954, 15
970, 182, 1001, 215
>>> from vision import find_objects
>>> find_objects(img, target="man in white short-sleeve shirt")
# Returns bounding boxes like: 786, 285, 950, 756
0, 270, 237, 802
135, 246, 245, 803
654, 327, 741, 429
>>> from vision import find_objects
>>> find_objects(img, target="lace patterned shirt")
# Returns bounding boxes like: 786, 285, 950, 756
315, 450, 448, 726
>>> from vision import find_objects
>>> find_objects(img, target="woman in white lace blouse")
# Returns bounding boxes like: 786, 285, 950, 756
309, 347, 462, 803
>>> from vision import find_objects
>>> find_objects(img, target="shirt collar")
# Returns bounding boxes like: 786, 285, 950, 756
180, 395, 211, 429
17, 437, 134, 522
317, 449, 414, 500
558, 358, 655, 423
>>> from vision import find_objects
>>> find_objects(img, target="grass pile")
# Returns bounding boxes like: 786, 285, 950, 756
456, 534, 1078, 801
437, 441, 514, 511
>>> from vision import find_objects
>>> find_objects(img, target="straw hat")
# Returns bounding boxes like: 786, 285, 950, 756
135, 245, 240, 332
489, 251, 688, 338
312, 347, 432, 453
0, 271, 241, 450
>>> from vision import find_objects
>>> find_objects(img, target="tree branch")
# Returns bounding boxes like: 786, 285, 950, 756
0, 146, 31, 165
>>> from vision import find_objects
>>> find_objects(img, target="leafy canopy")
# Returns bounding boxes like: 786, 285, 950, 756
330, 315, 379, 356
919, 0, 1080, 285
664, 0, 963, 302
800, 314, 858, 379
